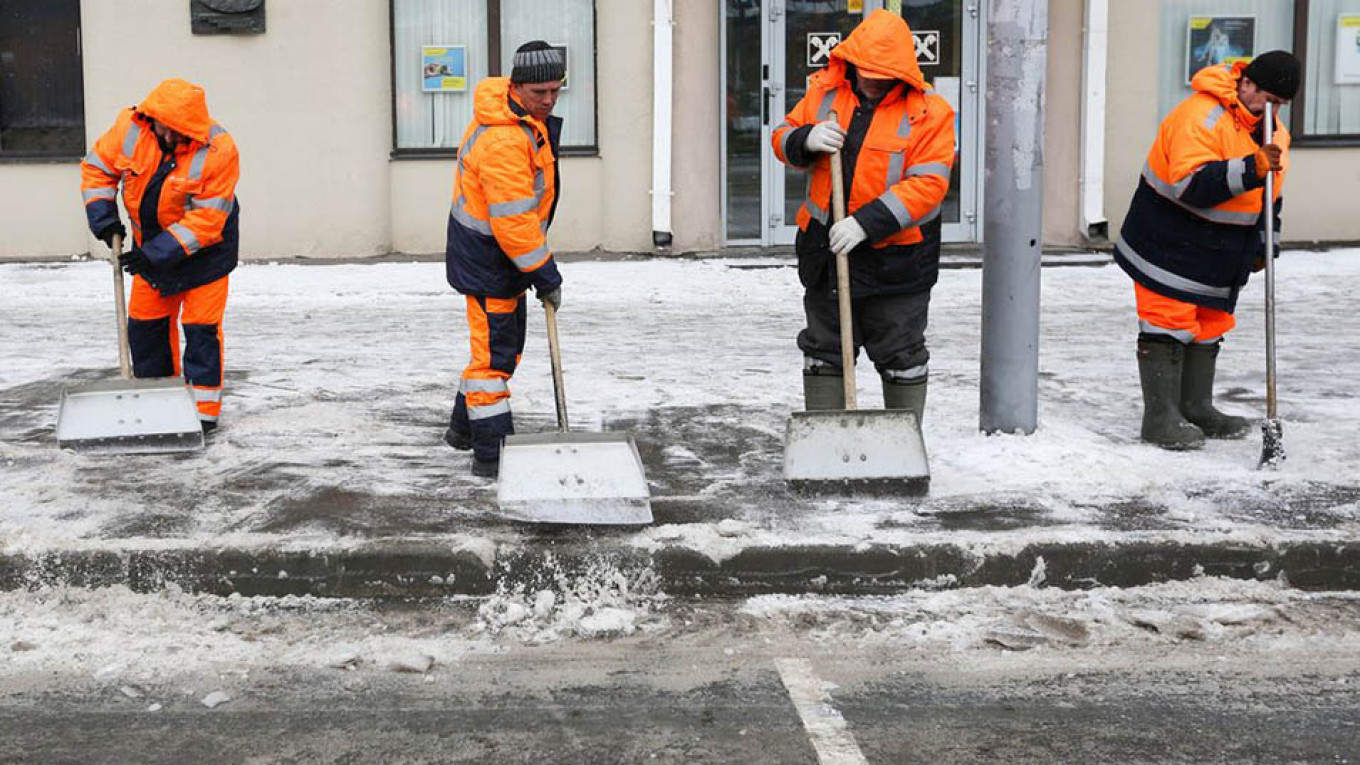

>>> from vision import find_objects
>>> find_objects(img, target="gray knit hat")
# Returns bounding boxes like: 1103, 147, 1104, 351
510, 41, 565, 84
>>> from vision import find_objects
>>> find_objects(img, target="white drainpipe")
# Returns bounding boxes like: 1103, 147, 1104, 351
651, 0, 674, 249
1079, 0, 1108, 241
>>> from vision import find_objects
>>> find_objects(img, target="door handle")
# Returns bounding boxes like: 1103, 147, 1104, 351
763, 86, 771, 126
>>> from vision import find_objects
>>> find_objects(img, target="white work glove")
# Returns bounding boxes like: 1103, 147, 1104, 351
539, 286, 562, 310
804, 120, 846, 153
828, 217, 867, 256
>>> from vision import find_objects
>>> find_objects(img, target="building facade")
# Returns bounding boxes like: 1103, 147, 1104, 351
1, 0, 1358, 260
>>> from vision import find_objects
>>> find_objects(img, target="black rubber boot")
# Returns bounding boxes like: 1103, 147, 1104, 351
444, 427, 472, 450
1137, 335, 1205, 450
471, 456, 499, 478
882, 374, 927, 425
803, 366, 846, 411
1181, 341, 1251, 439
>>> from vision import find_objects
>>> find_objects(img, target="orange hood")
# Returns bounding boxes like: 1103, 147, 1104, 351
474, 77, 531, 127
1191, 61, 1260, 129
135, 78, 214, 145
817, 10, 929, 93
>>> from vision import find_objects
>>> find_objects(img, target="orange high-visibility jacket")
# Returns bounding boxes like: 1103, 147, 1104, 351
81, 78, 240, 295
1115, 62, 1288, 313
445, 77, 563, 298
772, 10, 955, 297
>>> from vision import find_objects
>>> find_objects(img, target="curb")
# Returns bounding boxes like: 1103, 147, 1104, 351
2, 538, 1358, 598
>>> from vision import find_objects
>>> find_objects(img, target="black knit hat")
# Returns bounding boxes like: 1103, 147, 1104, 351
1242, 50, 1301, 100
510, 41, 565, 84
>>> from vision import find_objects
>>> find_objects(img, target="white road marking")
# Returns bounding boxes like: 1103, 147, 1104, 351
775, 657, 870, 765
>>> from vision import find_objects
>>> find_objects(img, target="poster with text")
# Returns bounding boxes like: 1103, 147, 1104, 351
422, 46, 467, 92
1338, 14, 1360, 85
1186, 16, 1255, 84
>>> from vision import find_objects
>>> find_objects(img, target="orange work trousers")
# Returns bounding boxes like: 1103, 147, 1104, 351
127, 274, 229, 424
1134, 282, 1235, 344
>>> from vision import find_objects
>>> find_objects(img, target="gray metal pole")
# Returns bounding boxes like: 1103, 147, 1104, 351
980, 0, 1048, 434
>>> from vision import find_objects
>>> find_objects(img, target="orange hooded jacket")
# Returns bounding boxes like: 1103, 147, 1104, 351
772, 10, 955, 297
445, 77, 563, 299
1115, 63, 1288, 313
81, 78, 241, 295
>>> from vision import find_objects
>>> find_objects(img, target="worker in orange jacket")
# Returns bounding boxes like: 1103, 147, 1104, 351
1114, 52, 1298, 450
771, 10, 955, 424
80, 78, 241, 434
443, 42, 565, 478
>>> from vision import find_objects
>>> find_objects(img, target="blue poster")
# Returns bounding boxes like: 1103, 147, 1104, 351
422, 46, 467, 92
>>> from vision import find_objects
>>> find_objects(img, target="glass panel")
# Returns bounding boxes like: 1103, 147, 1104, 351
500, 0, 597, 147
1303, 0, 1360, 135
0, 0, 83, 156
900, 1, 963, 224
725, 0, 762, 241
1157, 1, 1295, 120
782, 5, 863, 227
393, 0, 489, 150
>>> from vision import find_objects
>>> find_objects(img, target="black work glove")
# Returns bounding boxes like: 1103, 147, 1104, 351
97, 221, 127, 248
538, 286, 562, 310
118, 247, 153, 277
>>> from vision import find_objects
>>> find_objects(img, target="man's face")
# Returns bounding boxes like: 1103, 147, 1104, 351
512, 80, 563, 123
1238, 76, 1289, 116
150, 119, 187, 149
857, 75, 898, 102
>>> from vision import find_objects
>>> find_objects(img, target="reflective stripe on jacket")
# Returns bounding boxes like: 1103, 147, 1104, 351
445, 77, 563, 298
1115, 62, 1288, 313
772, 10, 955, 298
81, 78, 240, 296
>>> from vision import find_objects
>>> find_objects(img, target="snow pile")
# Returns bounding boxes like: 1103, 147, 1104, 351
475, 556, 670, 641
737, 577, 1360, 654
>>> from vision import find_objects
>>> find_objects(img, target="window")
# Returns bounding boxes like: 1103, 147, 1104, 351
0, 0, 84, 159
1293, 0, 1360, 141
1157, 1, 1296, 122
391, 0, 596, 155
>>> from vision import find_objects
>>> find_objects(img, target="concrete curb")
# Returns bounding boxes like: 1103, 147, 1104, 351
2, 537, 1357, 598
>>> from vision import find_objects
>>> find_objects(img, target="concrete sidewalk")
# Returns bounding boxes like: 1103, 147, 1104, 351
2, 250, 1358, 597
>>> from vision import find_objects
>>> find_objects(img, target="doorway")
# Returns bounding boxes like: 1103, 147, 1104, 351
722, 0, 982, 246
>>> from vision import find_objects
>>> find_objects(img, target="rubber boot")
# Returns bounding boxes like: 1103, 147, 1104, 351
471, 456, 499, 478
1137, 335, 1205, 450
882, 374, 927, 425
1181, 341, 1251, 439
803, 366, 846, 411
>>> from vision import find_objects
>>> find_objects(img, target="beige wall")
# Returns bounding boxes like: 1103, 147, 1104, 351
1042, 0, 1084, 247
672, 0, 723, 253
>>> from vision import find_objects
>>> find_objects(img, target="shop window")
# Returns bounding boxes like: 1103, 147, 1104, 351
0, 0, 84, 159
1293, 0, 1360, 141
391, 0, 596, 156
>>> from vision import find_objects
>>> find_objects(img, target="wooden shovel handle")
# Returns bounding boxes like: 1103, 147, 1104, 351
544, 300, 569, 432
827, 111, 856, 409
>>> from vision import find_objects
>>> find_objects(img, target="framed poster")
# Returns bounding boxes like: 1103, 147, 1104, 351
1338, 14, 1360, 85
1186, 16, 1256, 84
422, 45, 467, 92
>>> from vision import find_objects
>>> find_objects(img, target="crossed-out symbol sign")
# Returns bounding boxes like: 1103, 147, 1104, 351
913, 30, 941, 65
807, 33, 840, 68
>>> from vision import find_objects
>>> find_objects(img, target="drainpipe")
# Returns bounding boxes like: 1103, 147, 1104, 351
1079, 0, 1108, 241
651, 0, 674, 249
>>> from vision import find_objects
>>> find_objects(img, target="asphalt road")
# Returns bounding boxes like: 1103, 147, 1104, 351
3, 635, 1357, 764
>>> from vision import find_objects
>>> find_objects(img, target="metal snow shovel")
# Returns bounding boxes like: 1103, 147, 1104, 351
495, 301, 653, 524
1259, 101, 1285, 469
55, 233, 205, 455
783, 121, 929, 495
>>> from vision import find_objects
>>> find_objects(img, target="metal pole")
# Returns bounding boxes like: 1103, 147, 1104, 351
980, 0, 1048, 434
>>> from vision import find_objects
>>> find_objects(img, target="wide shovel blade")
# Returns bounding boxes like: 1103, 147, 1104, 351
56, 377, 205, 455
497, 431, 653, 524
783, 409, 929, 496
